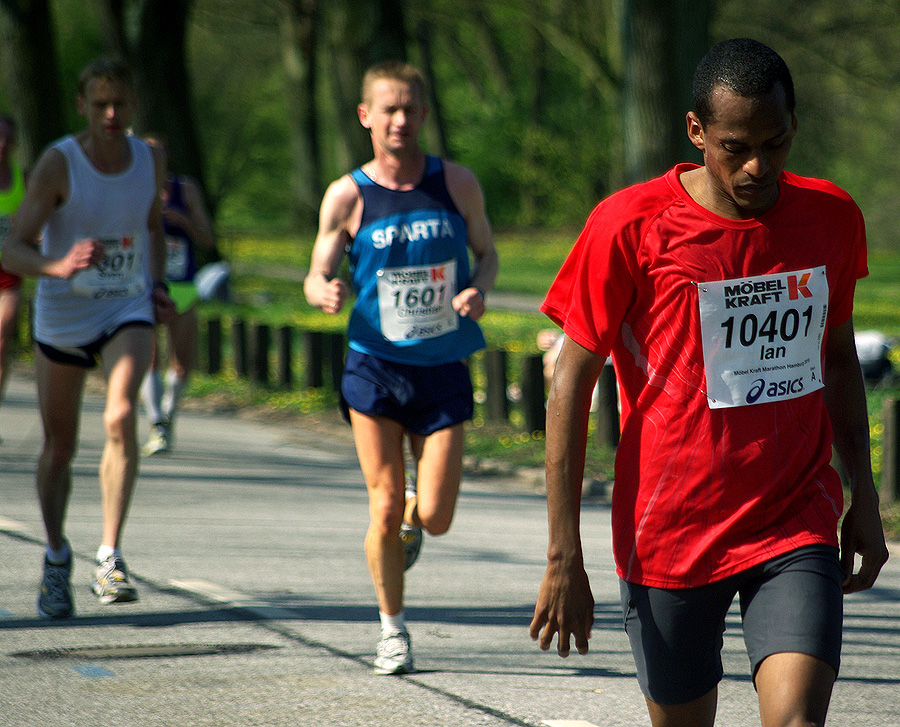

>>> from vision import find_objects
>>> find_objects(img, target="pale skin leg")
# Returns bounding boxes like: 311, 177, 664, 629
98, 325, 154, 550
643, 652, 834, 727
34, 348, 88, 552
166, 305, 198, 380
349, 410, 464, 615
0, 287, 21, 407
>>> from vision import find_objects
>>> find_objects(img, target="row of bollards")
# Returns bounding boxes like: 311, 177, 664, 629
199, 315, 900, 502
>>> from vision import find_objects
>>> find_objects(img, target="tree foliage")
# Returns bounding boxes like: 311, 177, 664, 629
2, 0, 900, 250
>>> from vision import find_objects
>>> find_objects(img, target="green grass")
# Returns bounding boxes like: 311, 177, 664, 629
188, 232, 900, 533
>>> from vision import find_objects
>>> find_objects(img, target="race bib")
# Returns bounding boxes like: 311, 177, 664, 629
165, 234, 189, 279
70, 236, 146, 300
376, 260, 458, 342
697, 267, 828, 409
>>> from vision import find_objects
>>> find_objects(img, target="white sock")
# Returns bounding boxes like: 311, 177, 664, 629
380, 610, 406, 634
96, 545, 121, 563
142, 370, 164, 424
46, 541, 71, 565
161, 370, 187, 422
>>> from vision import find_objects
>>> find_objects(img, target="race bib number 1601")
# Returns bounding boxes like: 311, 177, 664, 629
377, 260, 458, 342
697, 267, 828, 409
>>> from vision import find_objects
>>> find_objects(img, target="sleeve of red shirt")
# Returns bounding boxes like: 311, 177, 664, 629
540, 199, 639, 358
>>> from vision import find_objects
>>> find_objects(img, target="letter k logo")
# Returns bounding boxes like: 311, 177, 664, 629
431, 266, 445, 282
788, 273, 812, 300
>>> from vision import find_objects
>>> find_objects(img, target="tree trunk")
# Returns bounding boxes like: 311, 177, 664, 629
0, 0, 68, 165
279, 0, 321, 228
620, 0, 710, 185
96, 0, 209, 207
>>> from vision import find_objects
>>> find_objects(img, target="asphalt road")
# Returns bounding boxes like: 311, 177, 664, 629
1, 374, 899, 727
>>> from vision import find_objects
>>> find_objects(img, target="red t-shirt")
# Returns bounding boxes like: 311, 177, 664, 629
542, 163, 868, 588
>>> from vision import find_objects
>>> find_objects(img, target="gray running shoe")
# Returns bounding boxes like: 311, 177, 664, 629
401, 475, 423, 571
142, 422, 171, 456
400, 521, 423, 571
37, 555, 74, 619
92, 555, 139, 604
374, 630, 413, 675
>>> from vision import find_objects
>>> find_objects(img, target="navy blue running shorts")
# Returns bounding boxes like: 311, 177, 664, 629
619, 544, 844, 705
341, 348, 474, 436
36, 320, 153, 369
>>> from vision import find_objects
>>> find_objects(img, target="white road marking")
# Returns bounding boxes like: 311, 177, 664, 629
0, 516, 31, 534
170, 579, 298, 620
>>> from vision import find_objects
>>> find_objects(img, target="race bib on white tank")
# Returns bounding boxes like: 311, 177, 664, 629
165, 234, 190, 279
697, 267, 828, 409
376, 260, 458, 342
70, 235, 146, 300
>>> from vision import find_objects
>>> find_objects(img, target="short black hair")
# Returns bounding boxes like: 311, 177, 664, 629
693, 38, 795, 126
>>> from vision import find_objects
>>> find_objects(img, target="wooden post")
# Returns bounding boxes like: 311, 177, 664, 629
206, 317, 222, 375
277, 326, 293, 389
232, 319, 248, 377
520, 354, 546, 433
881, 397, 900, 505
483, 349, 509, 422
303, 330, 324, 388
595, 364, 620, 449
251, 323, 270, 384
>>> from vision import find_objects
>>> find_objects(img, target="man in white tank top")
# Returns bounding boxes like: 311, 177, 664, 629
3, 58, 175, 618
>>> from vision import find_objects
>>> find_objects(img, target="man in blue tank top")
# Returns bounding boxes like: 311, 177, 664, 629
305, 61, 498, 675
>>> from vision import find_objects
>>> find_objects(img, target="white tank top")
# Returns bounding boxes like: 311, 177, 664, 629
35, 135, 156, 347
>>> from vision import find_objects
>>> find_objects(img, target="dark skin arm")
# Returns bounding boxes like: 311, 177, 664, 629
822, 318, 889, 593
530, 336, 605, 656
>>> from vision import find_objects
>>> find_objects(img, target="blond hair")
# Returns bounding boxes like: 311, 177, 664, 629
361, 61, 426, 105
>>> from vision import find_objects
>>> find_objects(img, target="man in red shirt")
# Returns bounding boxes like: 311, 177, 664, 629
530, 38, 888, 727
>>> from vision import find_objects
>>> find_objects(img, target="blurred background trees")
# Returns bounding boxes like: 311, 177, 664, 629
1, 0, 899, 249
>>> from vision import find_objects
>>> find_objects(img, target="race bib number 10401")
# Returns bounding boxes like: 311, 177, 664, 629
697, 267, 828, 409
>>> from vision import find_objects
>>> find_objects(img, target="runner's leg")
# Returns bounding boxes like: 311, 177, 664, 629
349, 409, 407, 615
407, 423, 464, 535
34, 347, 87, 551
98, 325, 153, 550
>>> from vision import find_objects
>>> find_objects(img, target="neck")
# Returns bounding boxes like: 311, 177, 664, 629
366, 150, 426, 190
78, 131, 131, 174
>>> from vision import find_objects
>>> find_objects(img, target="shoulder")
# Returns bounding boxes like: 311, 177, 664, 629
585, 173, 676, 233
441, 159, 481, 193
779, 171, 863, 223
440, 159, 485, 216
323, 173, 361, 213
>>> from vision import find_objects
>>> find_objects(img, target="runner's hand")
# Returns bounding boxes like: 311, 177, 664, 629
453, 287, 486, 321
530, 561, 594, 657
56, 238, 105, 279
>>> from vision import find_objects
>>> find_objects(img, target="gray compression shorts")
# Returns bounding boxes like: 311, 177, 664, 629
619, 544, 843, 705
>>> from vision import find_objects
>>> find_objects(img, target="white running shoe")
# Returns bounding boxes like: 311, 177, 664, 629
374, 630, 413, 675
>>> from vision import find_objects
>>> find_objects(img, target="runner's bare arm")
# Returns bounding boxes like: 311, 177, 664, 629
530, 336, 605, 657
445, 161, 497, 321
2, 147, 104, 279
304, 175, 358, 314
823, 318, 889, 593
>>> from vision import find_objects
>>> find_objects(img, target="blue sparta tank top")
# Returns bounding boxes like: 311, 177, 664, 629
346, 156, 485, 366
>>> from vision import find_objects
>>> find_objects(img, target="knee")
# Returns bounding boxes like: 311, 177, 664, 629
104, 400, 137, 443
369, 495, 404, 538
417, 505, 454, 536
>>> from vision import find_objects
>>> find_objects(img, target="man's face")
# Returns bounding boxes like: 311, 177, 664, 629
358, 78, 427, 157
688, 83, 796, 218
77, 77, 136, 141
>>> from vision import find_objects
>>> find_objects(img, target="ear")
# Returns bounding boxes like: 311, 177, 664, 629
686, 111, 705, 153
357, 103, 371, 130
77, 95, 86, 118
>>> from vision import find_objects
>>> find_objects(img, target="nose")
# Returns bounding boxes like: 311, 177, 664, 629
743, 152, 771, 179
